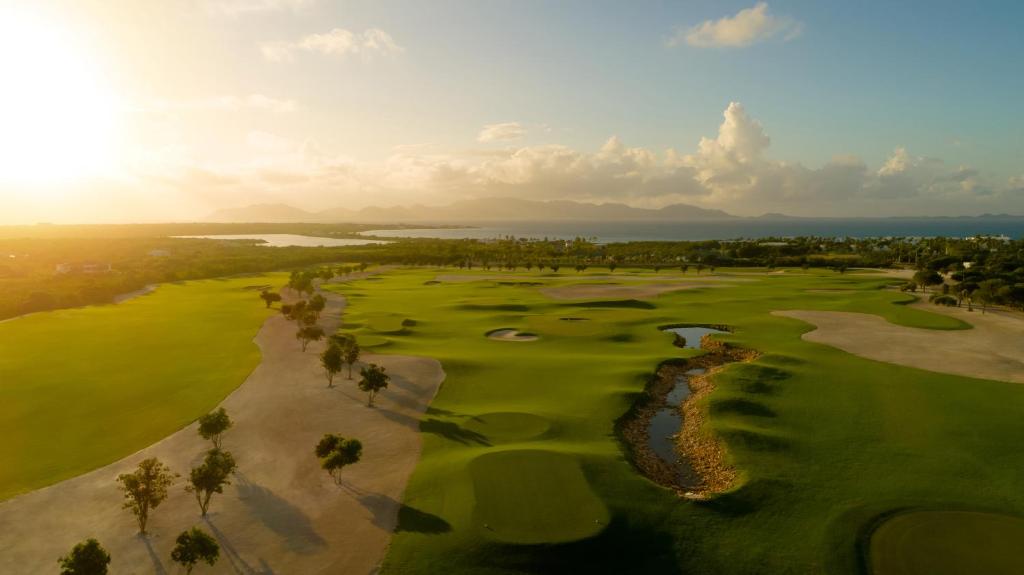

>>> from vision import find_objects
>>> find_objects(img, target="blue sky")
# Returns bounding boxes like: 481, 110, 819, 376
1, 0, 1022, 221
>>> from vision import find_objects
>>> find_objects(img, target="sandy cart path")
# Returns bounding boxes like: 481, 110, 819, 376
773, 308, 1024, 383
0, 291, 444, 574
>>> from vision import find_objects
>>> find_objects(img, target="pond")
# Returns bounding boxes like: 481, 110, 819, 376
173, 234, 388, 247
660, 325, 728, 349
647, 368, 706, 486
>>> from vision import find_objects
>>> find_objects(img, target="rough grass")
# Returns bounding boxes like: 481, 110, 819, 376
323, 267, 1024, 574
0, 274, 283, 500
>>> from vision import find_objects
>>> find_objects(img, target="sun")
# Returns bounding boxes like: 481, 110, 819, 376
0, 6, 120, 185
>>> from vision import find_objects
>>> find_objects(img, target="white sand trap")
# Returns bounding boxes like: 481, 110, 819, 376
773, 308, 1024, 383
0, 291, 444, 574
541, 282, 727, 300
487, 328, 539, 341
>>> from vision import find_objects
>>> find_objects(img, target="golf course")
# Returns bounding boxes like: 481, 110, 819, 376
2, 264, 1023, 573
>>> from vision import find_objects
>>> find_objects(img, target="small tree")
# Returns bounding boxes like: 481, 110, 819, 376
680, 264, 689, 274
297, 325, 325, 352
259, 290, 281, 308
170, 528, 219, 574
358, 363, 390, 406
300, 311, 319, 327
608, 262, 617, 273
342, 339, 361, 379
197, 408, 232, 449
308, 294, 326, 318
321, 343, 343, 387
185, 449, 236, 516
315, 434, 363, 485
913, 269, 943, 293
975, 279, 1004, 313
117, 458, 176, 534
58, 539, 110, 575
696, 264, 705, 275
550, 264, 560, 273
280, 303, 292, 317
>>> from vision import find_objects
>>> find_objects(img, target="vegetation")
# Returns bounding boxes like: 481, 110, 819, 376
357, 363, 390, 406
197, 408, 232, 450
170, 527, 220, 574
259, 290, 281, 308
58, 539, 110, 575
314, 434, 363, 485
116, 458, 176, 534
0, 274, 280, 500
342, 338, 361, 379
296, 324, 325, 351
185, 449, 237, 516
320, 342, 344, 387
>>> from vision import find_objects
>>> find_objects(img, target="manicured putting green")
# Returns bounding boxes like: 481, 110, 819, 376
469, 449, 609, 543
870, 511, 1024, 574
463, 412, 552, 442
0, 274, 283, 500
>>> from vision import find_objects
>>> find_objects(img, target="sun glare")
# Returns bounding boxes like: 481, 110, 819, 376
0, 7, 120, 185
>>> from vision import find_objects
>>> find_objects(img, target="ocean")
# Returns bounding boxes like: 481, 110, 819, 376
360, 218, 1024, 243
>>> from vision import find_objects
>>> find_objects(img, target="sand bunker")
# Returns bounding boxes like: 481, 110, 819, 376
487, 328, 539, 341
541, 282, 727, 300
0, 291, 445, 574
774, 308, 1024, 383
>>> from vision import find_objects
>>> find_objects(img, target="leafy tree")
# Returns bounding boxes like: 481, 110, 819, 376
358, 363, 390, 406
297, 325, 325, 352
197, 408, 232, 449
653, 265, 662, 273
58, 538, 110, 575
913, 269, 944, 292
696, 264, 705, 274
258, 290, 281, 308
321, 342, 343, 387
116, 458, 176, 534
288, 300, 307, 322
300, 311, 319, 327
550, 264, 560, 273
185, 449, 236, 516
608, 262, 617, 273
170, 528, 219, 574
342, 339, 361, 379
315, 434, 363, 484
680, 264, 689, 274
975, 279, 1004, 313
308, 293, 326, 318
280, 303, 292, 317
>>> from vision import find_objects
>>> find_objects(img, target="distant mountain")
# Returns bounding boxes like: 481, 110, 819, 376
208, 197, 738, 223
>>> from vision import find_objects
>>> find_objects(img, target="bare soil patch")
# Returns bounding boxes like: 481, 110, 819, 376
0, 291, 444, 574
773, 309, 1024, 383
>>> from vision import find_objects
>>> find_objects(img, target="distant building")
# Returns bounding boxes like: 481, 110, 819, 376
55, 262, 113, 274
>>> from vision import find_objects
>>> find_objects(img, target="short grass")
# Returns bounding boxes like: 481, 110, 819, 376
323, 267, 1024, 574
0, 274, 283, 500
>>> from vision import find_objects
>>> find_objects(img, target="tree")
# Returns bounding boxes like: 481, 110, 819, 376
913, 269, 943, 293
975, 279, 1004, 313
170, 528, 220, 574
197, 408, 232, 449
185, 449, 236, 516
321, 342, 343, 387
258, 290, 281, 308
116, 458, 176, 534
300, 311, 319, 327
58, 539, 110, 575
308, 293, 326, 318
550, 264, 560, 273
680, 264, 689, 274
696, 264, 705, 275
358, 363, 390, 406
296, 325, 325, 352
608, 262, 617, 273
315, 434, 362, 484
288, 300, 307, 322
342, 339, 361, 379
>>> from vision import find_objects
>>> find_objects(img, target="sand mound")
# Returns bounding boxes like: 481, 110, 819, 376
486, 328, 539, 342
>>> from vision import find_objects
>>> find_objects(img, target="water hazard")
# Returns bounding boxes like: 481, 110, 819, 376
646, 368, 706, 485
661, 326, 728, 349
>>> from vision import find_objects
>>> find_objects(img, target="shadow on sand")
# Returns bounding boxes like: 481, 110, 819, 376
235, 474, 327, 554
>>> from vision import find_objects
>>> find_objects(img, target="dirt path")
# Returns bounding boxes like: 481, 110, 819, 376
773, 308, 1024, 383
0, 291, 444, 574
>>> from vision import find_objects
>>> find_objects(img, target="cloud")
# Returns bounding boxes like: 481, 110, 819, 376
204, 0, 314, 16
670, 3, 803, 48
262, 28, 403, 62
477, 122, 527, 142
137, 94, 297, 114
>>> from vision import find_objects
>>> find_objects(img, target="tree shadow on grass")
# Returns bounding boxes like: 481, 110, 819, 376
395, 504, 453, 534
203, 517, 275, 575
693, 478, 793, 518
235, 474, 326, 554
420, 418, 491, 446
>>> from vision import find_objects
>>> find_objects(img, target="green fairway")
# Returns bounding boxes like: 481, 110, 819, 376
869, 511, 1024, 574
0, 274, 283, 500
321, 267, 1024, 574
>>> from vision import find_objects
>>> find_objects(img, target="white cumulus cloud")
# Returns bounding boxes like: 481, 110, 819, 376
477, 122, 527, 142
671, 2, 803, 48
262, 28, 403, 62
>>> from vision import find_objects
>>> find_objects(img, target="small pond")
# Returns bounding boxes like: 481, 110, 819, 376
647, 368, 706, 486
660, 326, 728, 349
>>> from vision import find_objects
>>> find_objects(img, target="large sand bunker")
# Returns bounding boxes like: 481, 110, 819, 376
0, 291, 444, 574
773, 307, 1024, 383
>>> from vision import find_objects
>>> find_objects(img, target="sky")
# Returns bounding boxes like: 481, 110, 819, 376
1, 0, 1023, 223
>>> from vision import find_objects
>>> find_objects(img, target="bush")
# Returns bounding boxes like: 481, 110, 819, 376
930, 294, 957, 306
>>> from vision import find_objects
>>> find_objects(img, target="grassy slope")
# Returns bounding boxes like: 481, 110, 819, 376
325, 268, 1024, 574
0, 274, 284, 500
